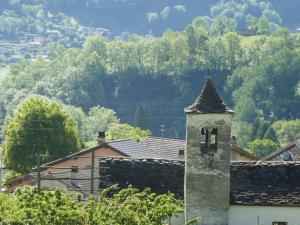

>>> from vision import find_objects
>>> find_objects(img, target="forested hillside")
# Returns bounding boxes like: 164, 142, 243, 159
1, 28, 299, 148
0, 0, 299, 152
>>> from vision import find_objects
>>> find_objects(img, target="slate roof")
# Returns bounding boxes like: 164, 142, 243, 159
262, 139, 300, 161
231, 161, 300, 206
185, 76, 233, 114
108, 139, 158, 158
39, 139, 157, 171
142, 137, 256, 161
142, 137, 185, 161
98, 158, 300, 207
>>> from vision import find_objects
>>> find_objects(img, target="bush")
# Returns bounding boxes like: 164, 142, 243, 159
0, 185, 183, 225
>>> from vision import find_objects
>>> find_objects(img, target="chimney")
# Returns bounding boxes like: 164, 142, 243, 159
70, 165, 79, 187
98, 131, 106, 145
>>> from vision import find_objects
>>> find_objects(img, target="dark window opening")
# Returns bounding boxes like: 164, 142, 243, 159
200, 128, 209, 148
178, 149, 184, 156
273, 222, 288, 225
211, 128, 218, 150
71, 165, 79, 173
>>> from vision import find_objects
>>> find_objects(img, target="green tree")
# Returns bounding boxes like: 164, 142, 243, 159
3, 96, 81, 174
257, 16, 271, 35
272, 120, 300, 146
211, 16, 237, 36
83, 106, 119, 142
106, 123, 151, 141
247, 139, 280, 159
134, 102, 152, 130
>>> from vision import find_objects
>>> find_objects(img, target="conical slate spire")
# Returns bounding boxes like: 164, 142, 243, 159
185, 76, 233, 114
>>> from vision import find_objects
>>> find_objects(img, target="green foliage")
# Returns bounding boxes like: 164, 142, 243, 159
106, 123, 151, 141
3, 96, 81, 174
0, 20, 299, 148
0, 185, 183, 225
65, 105, 119, 143
272, 120, 300, 146
246, 139, 280, 158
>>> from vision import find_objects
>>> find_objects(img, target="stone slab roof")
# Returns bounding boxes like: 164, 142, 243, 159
185, 77, 233, 114
108, 139, 158, 159
142, 137, 185, 161
98, 158, 300, 206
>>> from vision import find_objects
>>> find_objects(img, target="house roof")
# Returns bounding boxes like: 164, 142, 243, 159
231, 145, 258, 160
108, 139, 158, 158
142, 137, 256, 161
185, 76, 233, 114
142, 137, 185, 161
39, 139, 158, 170
231, 161, 300, 206
261, 139, 300, 161
99, 157, 300, 207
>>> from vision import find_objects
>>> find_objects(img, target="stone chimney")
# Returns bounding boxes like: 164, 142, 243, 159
98, 131, 106, 145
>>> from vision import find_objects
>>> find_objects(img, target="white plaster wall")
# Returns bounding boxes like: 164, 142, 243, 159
229, 205, 300, 225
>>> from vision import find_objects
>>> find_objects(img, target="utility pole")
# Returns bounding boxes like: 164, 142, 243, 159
90, 149, 95, 195
37, 152, 41, 193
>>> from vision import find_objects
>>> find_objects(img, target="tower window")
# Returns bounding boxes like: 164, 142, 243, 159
211, 128, 218, 150
200, 128, 209, 148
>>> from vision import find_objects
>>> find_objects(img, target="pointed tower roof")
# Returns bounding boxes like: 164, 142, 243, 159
185, 76, 234, 114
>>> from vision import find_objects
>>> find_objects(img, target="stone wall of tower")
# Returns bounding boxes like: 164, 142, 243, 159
185, 113, 232, 225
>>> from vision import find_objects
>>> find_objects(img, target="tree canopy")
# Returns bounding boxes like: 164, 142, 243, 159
3, 96, 82, 174
106, 123, 151, 142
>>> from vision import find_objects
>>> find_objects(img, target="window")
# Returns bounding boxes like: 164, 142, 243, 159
200, 128, 209, 148
273, 222, 288, 225
71, 165, 79, 173
211, 128, 218, 146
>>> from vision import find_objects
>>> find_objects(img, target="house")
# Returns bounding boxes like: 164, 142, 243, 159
6, 134, 255, 192
262, 139, 300, 161
5, 137, 157, 192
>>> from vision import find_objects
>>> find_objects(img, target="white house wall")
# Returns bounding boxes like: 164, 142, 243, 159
229, 205, 300, 225
171, 206, 300, 225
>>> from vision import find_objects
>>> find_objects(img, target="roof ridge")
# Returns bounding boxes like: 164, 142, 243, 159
107, 139, 134, 143
146, 136, 185, 142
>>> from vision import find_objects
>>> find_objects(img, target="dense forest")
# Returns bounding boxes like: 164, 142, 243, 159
1, 28, 300, 148
0, 0, 299, 152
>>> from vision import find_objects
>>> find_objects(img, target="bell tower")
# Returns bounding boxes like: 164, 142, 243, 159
184, 76, 233, 225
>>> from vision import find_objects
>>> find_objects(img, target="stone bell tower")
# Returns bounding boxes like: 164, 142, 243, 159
184, 76, 234, 225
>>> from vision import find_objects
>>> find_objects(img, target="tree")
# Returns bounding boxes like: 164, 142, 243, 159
211, 16, 237, 36
246, 139, 280, 159
272, 120, 300, 146
83, 106, 119, 142
3, 96, 82, 174
134, 102, 152, 130
106, 123, 151, 141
